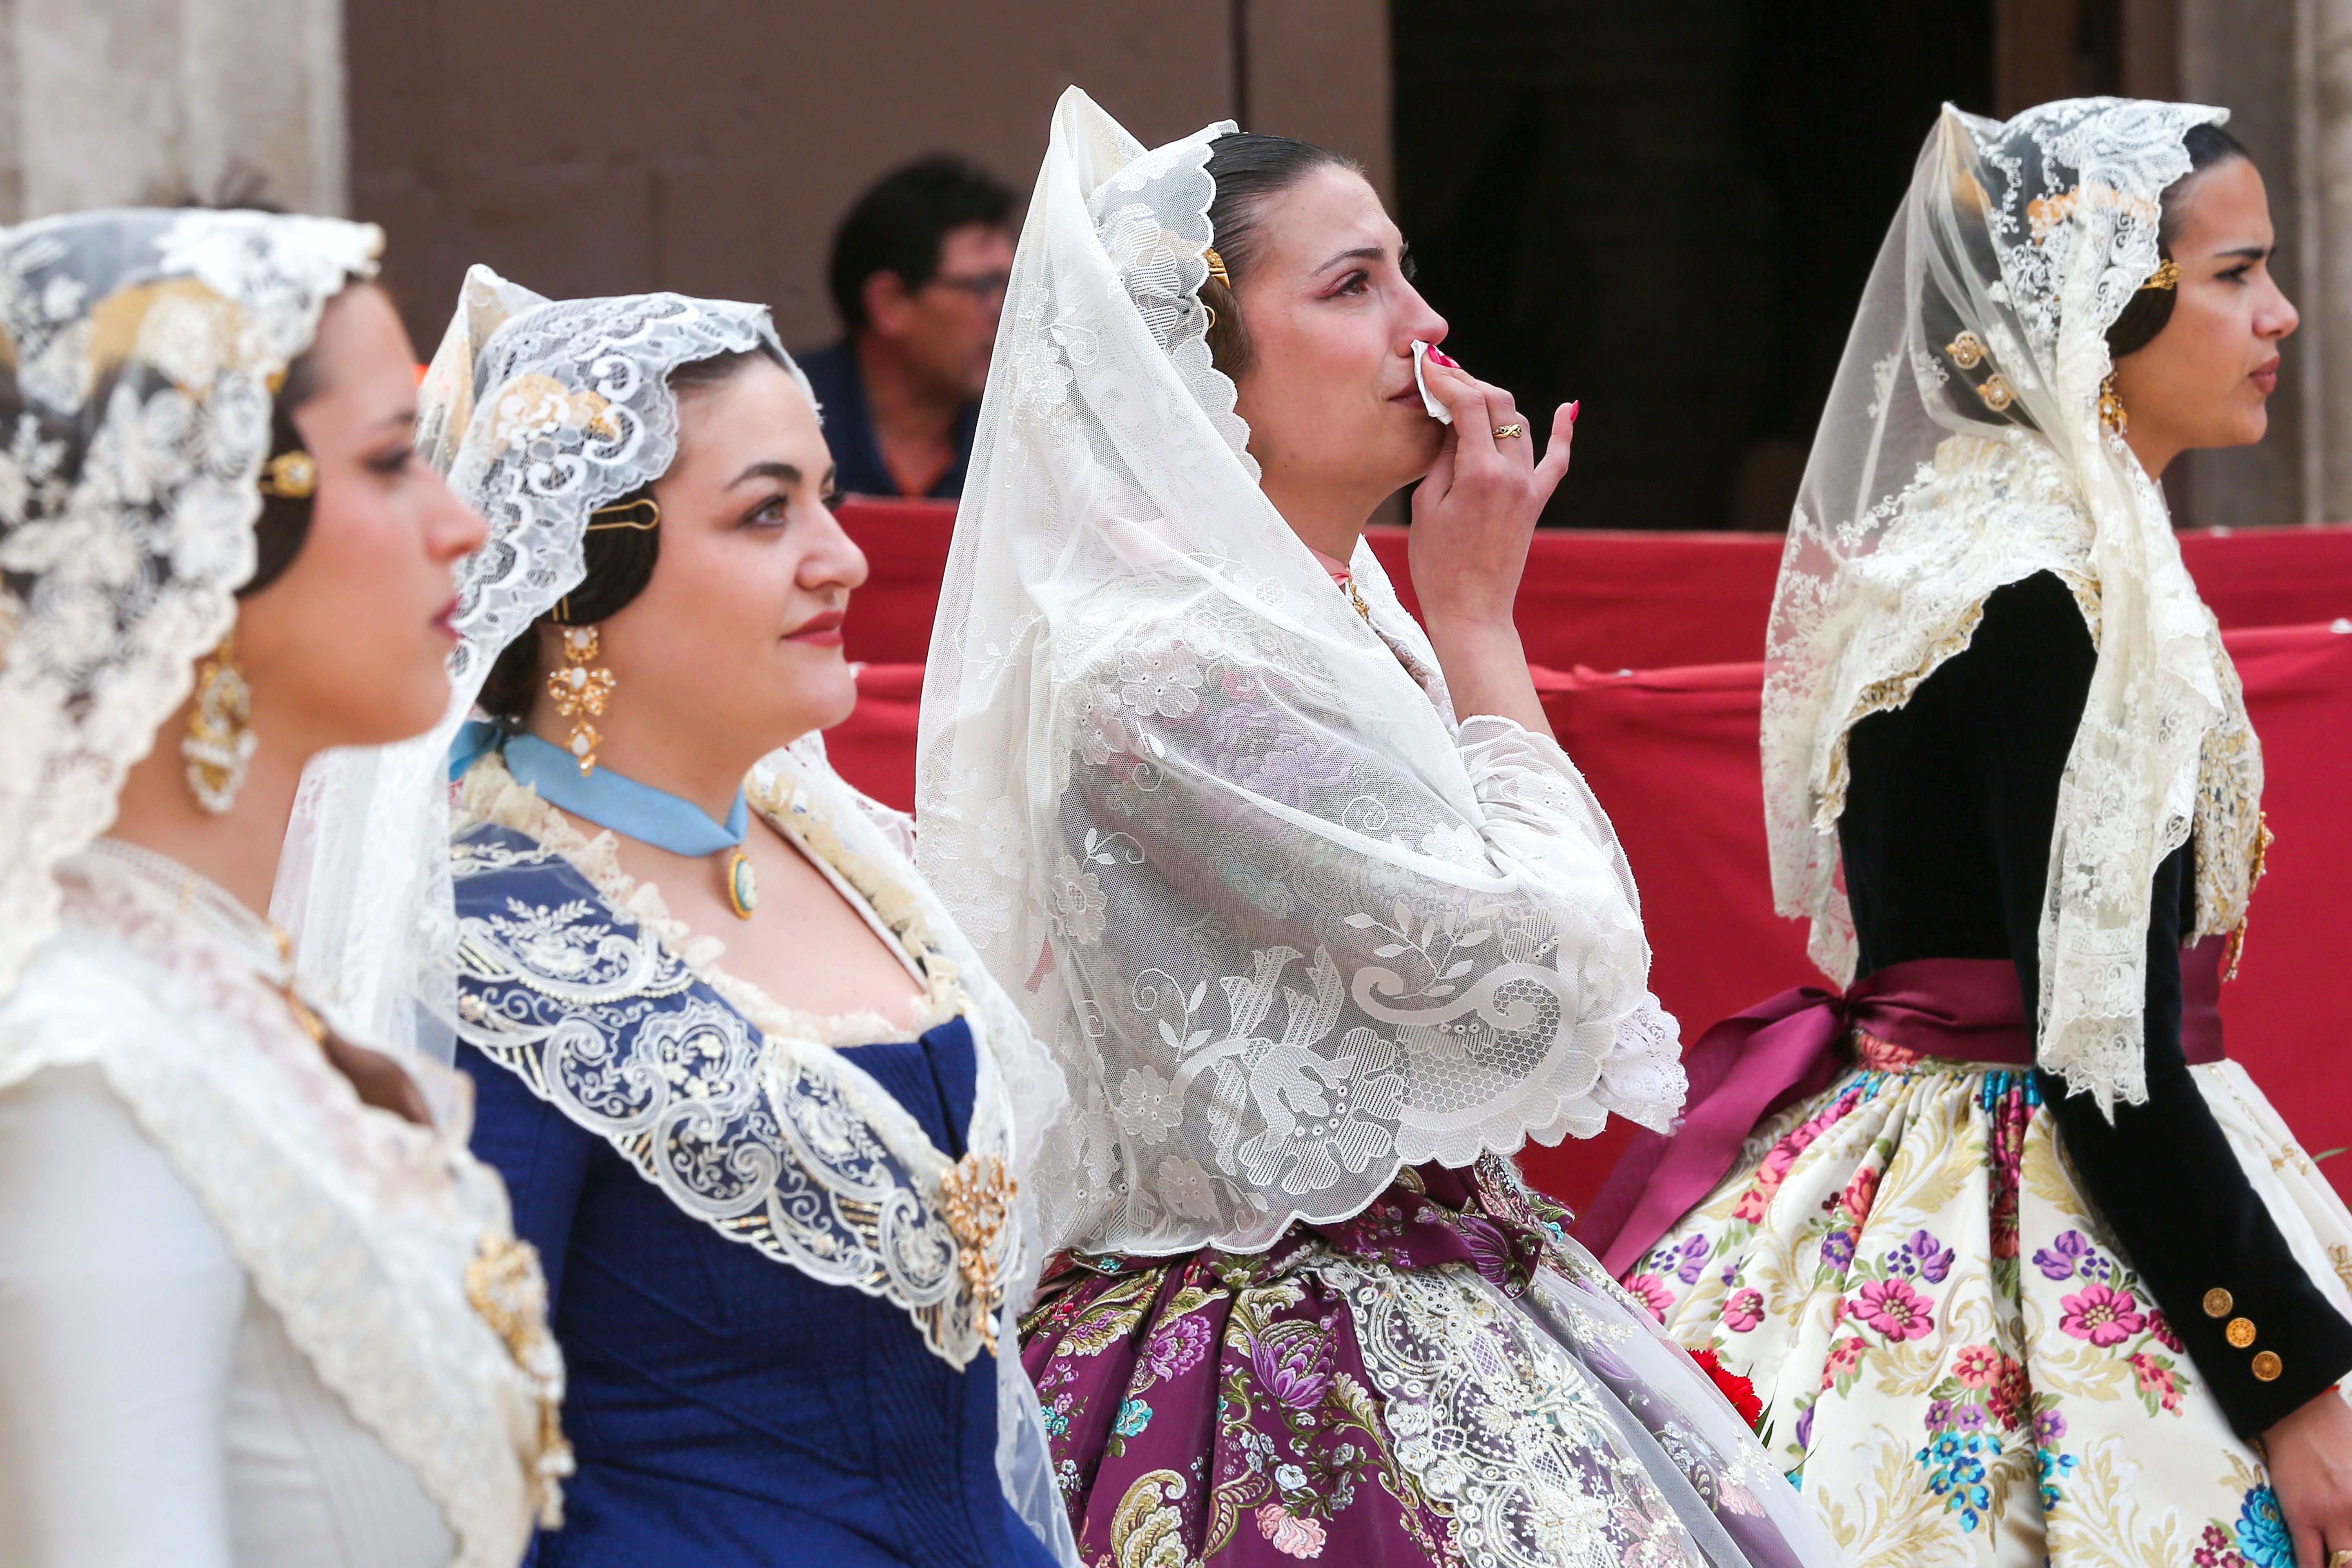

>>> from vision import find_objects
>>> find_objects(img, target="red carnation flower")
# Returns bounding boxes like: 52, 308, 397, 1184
1690, 1347, 1766, 1431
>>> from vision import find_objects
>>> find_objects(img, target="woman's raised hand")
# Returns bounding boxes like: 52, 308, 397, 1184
1404, 353, 1575, 734
1408, 354, 1576, 633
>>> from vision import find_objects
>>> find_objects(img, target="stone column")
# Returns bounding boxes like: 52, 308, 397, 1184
2178, 0, 2311, 524
2296, 0, 2352, 523
0, 0, 347, 222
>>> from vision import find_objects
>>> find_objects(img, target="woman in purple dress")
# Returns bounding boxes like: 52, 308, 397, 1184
915, 88, 1840, 1568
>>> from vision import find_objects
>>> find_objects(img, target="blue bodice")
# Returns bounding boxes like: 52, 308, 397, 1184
450, 821, 1054, 1568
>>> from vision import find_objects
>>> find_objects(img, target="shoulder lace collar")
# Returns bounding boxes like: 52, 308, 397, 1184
450, 752, 1020, 1367
457, 751, 961, 1047
0, 846, 568, 1566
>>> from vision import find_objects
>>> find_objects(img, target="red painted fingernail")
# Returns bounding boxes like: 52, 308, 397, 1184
1428, 347, 1459, 368
1567, 399, 1581, 424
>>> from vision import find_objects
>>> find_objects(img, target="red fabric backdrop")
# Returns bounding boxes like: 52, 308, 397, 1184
829, 500, 2352, 1215
838, 499, 2352, 669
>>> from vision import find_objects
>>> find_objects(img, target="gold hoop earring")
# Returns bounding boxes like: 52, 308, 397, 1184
546, 624, 616, 775
2099, 372, 2129, 437
183, 631, 255, 813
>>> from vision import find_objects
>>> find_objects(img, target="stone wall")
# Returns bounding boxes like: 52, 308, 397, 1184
0, 0, 346, 220
347, 0, 1390, 353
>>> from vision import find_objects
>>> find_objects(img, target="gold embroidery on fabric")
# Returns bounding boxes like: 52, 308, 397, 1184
464, 1233, 574, 1526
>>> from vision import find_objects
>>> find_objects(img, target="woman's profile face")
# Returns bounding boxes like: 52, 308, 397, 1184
237, 283, 487, 749
594, 360, 866, 753
2110, 156, 2298, 459
1228, 165, 1451, 501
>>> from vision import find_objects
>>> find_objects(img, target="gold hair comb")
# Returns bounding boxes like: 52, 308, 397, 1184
1203, 246, 1231, 290
256, 450, 317, 500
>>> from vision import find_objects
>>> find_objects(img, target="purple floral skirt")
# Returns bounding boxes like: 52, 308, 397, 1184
1021, 1157, 1837, 1568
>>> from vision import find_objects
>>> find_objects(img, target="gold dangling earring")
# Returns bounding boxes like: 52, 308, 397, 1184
546, 624, 616, 775
2099, 372, 2129, 437
183, 630, 256, 813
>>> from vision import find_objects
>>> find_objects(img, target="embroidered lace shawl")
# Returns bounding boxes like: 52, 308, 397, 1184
1763, 98, 2264, 1111
450, 744, 1021, 1364
915, 88, 1684, 1259
0, 847, 558, 1565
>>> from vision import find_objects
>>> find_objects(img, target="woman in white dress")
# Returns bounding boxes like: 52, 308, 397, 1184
916, 88, 1838, 1568
0, 209, 568, 1568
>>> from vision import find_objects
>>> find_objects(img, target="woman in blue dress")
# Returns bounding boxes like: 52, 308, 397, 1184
392, 268, 1077, 1567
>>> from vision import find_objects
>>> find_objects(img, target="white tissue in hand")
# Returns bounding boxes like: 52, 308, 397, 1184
1410, 340, 1453, 425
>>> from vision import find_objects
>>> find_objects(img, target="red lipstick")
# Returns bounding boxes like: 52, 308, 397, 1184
784, 608, 845, 648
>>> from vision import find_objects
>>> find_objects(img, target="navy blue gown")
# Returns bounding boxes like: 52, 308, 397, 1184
450, 820, 1057, 1568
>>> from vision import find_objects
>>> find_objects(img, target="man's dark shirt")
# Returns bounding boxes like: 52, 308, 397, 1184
796, 339, 980, 501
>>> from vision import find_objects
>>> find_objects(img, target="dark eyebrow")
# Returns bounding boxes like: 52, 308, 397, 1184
727, 459, 803, 488
1313, 244, 1388, 275
2212, 244, 2271, 262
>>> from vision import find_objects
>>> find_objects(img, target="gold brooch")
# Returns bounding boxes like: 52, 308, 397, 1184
938, 1152, 1017, 1354
1944, 332, 1988, 370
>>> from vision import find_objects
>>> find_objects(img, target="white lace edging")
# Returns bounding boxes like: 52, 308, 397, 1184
452, 751, 1019, 1369
2, 856, 552, 1568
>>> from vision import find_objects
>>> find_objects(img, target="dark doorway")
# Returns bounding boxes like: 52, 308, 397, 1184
1392, 1, 1997, 529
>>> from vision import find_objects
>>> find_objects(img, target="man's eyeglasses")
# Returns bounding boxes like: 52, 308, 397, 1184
925, 270, 1012, 303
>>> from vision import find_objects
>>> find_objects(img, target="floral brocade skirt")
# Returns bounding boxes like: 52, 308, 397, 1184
1021, 1157, 1837, 1568
1628, 1036, 2352, 1568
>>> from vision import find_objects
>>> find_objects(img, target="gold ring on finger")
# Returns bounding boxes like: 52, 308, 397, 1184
1492, 423, 1525, 440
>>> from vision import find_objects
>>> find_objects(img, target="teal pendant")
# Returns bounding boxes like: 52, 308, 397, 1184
724, 847, 757, 920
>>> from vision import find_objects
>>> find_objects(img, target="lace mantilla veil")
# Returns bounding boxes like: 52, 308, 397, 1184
1764, 98, 2266, 1112
278, 267, 1079, 1564
917, 88, 1684, 1261
0, 208, 381, 996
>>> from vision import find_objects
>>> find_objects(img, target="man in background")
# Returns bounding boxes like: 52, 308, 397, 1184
798, 155, 1015, 501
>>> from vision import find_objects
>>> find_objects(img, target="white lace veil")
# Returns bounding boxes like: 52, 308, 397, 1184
918, 89, 1682, 1258
279, 268, 1080, 1564
0, 207, 380, 1000
1764, 98, 2265, 1111
275, 268, 781, 1060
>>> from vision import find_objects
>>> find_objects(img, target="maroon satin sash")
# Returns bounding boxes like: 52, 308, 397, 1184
1579, 938, 2227, 1278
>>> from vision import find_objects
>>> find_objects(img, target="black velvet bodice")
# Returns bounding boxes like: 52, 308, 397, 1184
1838, 571, 2352, 1437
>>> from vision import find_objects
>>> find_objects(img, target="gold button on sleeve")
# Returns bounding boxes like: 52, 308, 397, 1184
2204, 1287, 2235, 1318
2252, 1350, 2283, 1382
2225, 1316, 2257, 1348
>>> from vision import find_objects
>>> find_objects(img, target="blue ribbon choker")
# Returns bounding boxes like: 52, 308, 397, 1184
452, 723, 759, 917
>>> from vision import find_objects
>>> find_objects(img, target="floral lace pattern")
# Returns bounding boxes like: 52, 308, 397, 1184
450, 750, 1016, 1368
1, 849, 557, 1566
1762, 98, 2263, 1111
0, 209, 378, 998
918, 92, 1680, 1258
1631, 1048, 2352, 1568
